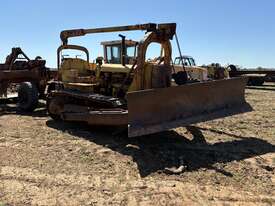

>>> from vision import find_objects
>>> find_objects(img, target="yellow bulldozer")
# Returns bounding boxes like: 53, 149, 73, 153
47, 23, 251, 137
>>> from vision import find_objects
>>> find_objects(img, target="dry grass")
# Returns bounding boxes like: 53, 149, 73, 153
0, 83, 274, 205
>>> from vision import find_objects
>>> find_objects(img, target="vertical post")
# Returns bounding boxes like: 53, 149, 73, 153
119, 34, 126, 66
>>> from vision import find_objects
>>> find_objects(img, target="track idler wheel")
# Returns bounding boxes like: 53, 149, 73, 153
47, 96, 64, 120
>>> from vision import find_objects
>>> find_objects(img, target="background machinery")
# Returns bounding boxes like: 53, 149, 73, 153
173, 55, 275, 86
0, 48, 55, 111
228, 64, 275, 86
47, 23, 251, 137
173, 56, 229, 81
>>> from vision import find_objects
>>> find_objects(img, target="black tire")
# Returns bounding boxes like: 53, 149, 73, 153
47, 96, 64, 120
18, 82, 39, 112
172, 71, 188, 85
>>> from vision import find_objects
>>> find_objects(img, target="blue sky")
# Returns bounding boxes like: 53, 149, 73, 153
0, 0, 274, 68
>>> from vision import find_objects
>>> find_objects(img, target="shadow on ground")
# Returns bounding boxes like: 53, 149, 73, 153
46, 120, 275, 177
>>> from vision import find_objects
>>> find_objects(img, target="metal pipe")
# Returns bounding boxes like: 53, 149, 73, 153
175, 33, 186, 72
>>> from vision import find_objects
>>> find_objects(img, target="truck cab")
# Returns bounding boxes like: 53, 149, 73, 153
173, 56, 208, 81
174, 55, 196, 67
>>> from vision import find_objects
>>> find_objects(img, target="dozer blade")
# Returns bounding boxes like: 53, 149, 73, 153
127, 77, 252, 137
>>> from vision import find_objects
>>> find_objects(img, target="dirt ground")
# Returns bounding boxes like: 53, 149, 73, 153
0, 84, 274, 206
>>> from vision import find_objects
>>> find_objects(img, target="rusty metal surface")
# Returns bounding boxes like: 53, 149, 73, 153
62, 110, 128, 126
4, 48, 30, 67
0, 47, 48, 84
0, 69, 43, 83
127, 77, 251, 137
48, 95, 128, 126
0, 47, 53, 99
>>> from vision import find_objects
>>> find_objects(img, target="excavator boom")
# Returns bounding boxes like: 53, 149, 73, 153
60, 23, 164, 45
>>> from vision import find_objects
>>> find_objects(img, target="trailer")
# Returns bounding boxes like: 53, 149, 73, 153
228, 65, 275, 86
